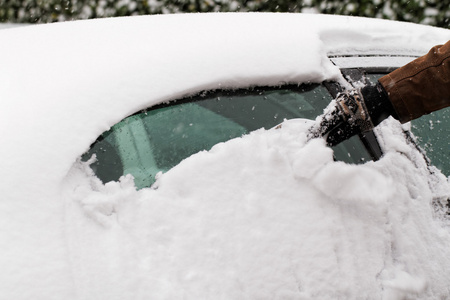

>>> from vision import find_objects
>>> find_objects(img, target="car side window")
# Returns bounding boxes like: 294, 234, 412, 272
366, 73, 449, 176
83, 84, 372, 189
410, 108, 450, 176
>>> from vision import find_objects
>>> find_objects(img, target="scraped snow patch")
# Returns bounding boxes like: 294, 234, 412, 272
63, 119, 450, 299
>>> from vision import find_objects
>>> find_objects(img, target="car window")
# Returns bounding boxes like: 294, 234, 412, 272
410, 108, 450, 176
366, 74, 449, 176
83, 84, 372, 189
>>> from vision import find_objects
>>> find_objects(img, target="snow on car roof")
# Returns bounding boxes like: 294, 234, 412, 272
0, 13, 449, 298
0, 13, 448, 190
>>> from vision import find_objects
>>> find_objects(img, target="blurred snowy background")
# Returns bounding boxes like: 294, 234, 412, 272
0, 0, 449, 28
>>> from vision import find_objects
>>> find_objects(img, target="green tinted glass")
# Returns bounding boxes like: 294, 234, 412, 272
410, 108, 450, 176
83, 85, 372, 189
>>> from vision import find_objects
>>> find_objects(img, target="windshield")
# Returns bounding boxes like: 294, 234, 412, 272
83, 85, 372, 189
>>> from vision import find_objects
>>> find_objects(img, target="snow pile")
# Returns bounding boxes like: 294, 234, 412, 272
63, 119, 450, 299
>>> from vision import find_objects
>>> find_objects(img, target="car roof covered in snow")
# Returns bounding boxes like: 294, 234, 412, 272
0, 13, 448, 199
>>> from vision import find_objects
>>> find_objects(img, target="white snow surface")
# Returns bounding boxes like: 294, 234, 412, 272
64, 119, 450, 299
0, 13, 449, 299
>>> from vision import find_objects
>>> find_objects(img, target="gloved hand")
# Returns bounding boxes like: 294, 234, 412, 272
309, 82, 398, 146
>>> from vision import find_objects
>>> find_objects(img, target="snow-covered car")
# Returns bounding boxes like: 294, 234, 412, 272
0, 13, 449, 299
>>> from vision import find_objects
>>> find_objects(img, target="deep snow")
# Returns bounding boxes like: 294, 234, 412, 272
0, 13, 449, 299
62, 119, 450, 299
